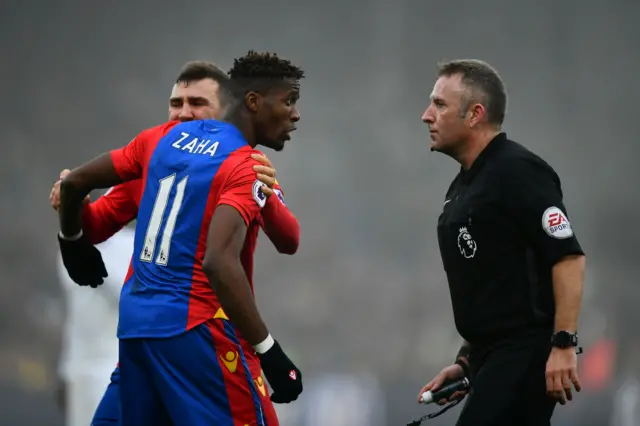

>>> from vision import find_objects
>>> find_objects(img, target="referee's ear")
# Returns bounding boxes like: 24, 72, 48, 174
467, 103, 486, 128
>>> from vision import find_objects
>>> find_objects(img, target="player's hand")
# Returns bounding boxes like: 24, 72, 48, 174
545, 347, 581, 405
50, 169, 90, 211
251, 153, 276, 197
418, 363, 468, 405
258, 340, 303, 403
58, 233, 108, 288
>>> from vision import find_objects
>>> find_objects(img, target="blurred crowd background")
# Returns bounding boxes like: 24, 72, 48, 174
1, 0, 639, 424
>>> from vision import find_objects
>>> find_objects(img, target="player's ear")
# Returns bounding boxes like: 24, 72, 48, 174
245, 91, 261, 113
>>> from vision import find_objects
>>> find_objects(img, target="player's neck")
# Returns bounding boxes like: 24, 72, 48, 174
457, 128, 501, 170
222, 107, 258, 148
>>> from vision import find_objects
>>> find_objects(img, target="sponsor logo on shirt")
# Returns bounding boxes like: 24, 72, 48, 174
220, 351, 239, 373
542, 206, 573, 239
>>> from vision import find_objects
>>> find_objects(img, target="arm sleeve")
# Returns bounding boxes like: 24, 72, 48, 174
110, 130, 149, 181
217, 157, 266, 225
259, 185, 300, 252
502, 156, 585, 266
82, 182, 139, 244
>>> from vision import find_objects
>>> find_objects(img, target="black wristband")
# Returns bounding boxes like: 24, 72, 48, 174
455, 358, 470, 378
456, 345, 471, 360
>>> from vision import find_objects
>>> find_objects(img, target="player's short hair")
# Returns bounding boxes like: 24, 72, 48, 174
175, 61, 232, 105
227, 51, 305, 96
175, 61, 229, 85
437, 59, 507, 126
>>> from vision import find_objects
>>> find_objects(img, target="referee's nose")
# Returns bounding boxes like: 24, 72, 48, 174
422, 106, 435, 124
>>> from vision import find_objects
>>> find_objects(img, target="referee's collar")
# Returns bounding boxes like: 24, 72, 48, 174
460, 132, 507, 182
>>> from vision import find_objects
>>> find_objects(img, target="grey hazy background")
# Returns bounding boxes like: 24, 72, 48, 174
1, 0, 639, 424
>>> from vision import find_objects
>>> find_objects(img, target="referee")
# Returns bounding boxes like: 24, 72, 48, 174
417, 59, 585, 426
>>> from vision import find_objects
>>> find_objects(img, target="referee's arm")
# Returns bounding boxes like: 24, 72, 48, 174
503, 156, 585, 403
550, 255, 585, 335
503, 156, 585, 328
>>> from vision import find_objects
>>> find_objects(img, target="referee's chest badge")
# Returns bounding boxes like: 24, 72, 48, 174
542, 206, 573, 239
457, 227, 477, 258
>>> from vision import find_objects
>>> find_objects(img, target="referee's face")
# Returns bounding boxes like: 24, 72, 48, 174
422, 74, 470, 155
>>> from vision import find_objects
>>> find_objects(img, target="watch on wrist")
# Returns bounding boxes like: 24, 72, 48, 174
550, 331, 578, 349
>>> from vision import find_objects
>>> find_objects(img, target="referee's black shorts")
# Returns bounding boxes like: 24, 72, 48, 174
456, 335, 556, 426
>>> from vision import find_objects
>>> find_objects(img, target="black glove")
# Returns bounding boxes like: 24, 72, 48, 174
58, 233, 108, 288
258, 340, 303, 403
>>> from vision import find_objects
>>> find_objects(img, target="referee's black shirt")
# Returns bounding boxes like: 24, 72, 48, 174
437, 133, 584, 346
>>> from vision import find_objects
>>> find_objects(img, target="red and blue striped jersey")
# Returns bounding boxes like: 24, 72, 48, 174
110, 119, 267, 338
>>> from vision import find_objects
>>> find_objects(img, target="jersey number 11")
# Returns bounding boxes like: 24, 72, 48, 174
140, 174, 189, 266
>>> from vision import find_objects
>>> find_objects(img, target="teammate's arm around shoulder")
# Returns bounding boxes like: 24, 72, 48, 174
60, 130, 147, 237
58, 127, 152, 287
204, 153, 303, 403
249, 152, 300, 254
261, 188, 300, 254
82, 182, 139, 244
58, 150, 124, 288
50, 176, 137, 244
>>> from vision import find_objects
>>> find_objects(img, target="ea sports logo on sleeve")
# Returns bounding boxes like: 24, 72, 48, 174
542, 206, 573, 239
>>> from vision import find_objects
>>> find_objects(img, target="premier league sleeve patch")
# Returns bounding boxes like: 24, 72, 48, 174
274, 188, 286, 205
252, 180, 267, 208
542, 206, 573, 239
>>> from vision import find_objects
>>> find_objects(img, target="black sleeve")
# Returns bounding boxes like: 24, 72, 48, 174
501, 156, 584, 266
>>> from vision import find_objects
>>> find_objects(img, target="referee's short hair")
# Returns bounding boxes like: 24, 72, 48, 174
437, 59, 507, 126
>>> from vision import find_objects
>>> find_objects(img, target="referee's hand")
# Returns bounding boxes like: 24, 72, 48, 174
545, 347, 581, 405
418, 364, 467, 405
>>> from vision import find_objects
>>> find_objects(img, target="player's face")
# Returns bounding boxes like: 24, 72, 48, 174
168, 78, 223, 122
256, 83, 300, 152
422, 74, 472, 155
